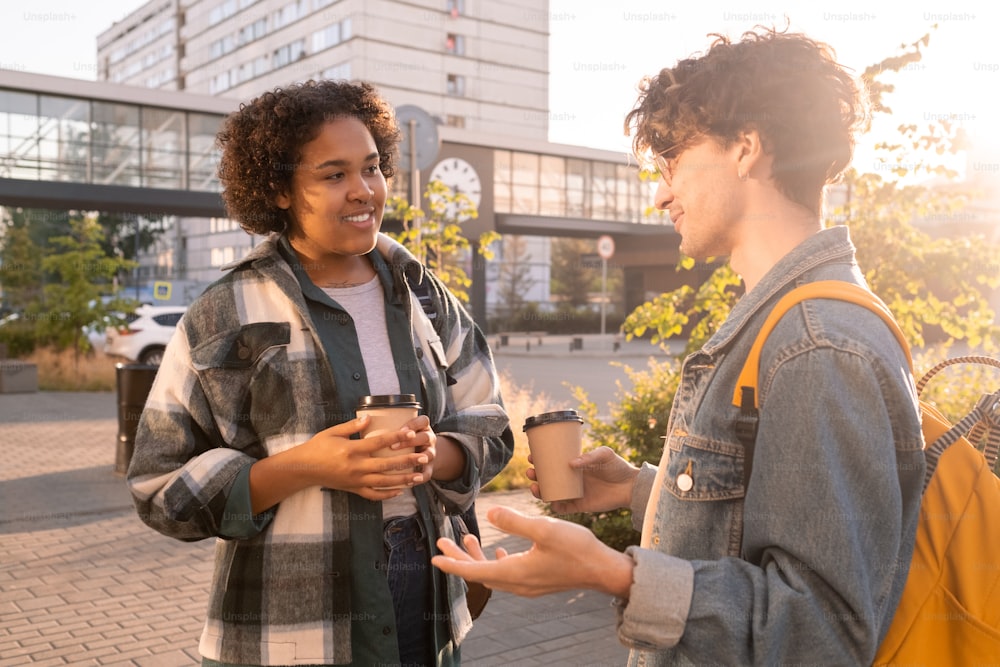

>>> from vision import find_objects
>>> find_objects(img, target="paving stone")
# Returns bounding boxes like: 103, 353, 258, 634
0, 391, 631, 665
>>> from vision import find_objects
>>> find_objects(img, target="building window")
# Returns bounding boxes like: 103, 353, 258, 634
314, 17, 351, 52
273, 39, 305, 68
539, 155, 566, 216
447, 74, 465, 97
209, 0, 238, 26
566, 159, 590, 218
273, 1, 304, 29
494, 150, 512, 213
187, 112, 223, 191
209, 71, 231, 94
321, 62, 351, 80
445, 34, 464, 55
511, 152, 539, 215
445, 114, 465, 129
211, 246, 236, 267
446, 0, 464, 16
238, 18, 266, 46
252, 55, 269, 77
210, 217, 240, 233
592, 162, 616, 220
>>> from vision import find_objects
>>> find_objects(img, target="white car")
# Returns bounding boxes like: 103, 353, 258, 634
104, 305, 187, 365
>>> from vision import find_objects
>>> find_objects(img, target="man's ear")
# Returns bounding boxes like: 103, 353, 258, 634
735, 128, 767, 179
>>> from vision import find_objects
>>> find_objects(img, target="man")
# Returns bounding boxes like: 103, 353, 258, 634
433, 28, 925, 665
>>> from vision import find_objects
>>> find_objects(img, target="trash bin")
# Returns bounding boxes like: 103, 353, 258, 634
499, 334, 509, 347
115, 363, 158, 475
571, 337, 584, 351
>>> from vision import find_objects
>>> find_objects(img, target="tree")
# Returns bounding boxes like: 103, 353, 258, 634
96, 211, 170, 263
0, 211, 45, 314
550, 238, 593, 307
1, 209, 56, 355
37, 214, 137, 369
385, 179, 499, 303
495, 235, 536, 329
550, 237, 626, 313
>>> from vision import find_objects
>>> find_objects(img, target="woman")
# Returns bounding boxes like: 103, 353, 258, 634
127, 80, 512, 666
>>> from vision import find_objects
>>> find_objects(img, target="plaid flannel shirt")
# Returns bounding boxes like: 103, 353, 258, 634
127, 233, 512, 665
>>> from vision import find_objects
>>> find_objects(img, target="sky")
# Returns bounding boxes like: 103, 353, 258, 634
1, 1, 998, 180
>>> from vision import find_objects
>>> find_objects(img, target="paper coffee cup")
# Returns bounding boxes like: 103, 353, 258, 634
357, 394, 421, 489
523, 410, 585, 502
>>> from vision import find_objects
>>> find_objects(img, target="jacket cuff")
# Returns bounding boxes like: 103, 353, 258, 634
429, 432, 479, 511
629, 462, 658, 530
615, 546, 693, 651
218, 462, 275, 539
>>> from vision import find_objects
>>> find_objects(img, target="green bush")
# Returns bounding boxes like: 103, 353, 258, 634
0, 317, 37, 357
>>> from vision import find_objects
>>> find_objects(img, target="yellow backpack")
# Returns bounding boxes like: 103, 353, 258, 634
732, 280, 1000, 666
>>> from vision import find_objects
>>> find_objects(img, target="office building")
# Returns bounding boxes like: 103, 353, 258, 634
97, 0, 549, 140
85, 0, 670, 324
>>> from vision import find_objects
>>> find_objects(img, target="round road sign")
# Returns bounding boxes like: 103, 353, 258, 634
395, 104, 440, 171
597, 235, 615, 259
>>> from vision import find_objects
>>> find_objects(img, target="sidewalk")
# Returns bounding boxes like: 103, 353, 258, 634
490, 332, 683, 360
0, 391, 628, 666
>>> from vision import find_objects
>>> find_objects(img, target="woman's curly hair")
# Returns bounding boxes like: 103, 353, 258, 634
216, 80, 401, 235
625, 27, 870, 213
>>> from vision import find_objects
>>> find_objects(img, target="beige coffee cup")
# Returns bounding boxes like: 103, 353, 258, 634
357, 394, 421, 489
524, 410, 585, 502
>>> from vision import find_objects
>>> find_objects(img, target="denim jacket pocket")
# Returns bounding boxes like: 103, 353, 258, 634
190, 322, 293, 445
657, 432, 746, 559
665, 433, 746, 501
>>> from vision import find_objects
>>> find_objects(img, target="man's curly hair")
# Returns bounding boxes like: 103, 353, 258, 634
624, 27, 869, 213
216, 80, 401, 235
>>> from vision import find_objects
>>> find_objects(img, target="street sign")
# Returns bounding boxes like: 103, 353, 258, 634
153, 281, 172, 300
395, 104, 440, 171
597, 235, 615, 259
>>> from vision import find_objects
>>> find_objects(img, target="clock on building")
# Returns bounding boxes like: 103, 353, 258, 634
428, 157, 482, 222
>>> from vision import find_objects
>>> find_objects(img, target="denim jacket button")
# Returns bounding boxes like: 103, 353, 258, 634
677, 473, 693, 492
652, 535, 660, 545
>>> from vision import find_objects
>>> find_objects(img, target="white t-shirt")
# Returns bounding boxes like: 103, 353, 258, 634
324, 277, 418, 519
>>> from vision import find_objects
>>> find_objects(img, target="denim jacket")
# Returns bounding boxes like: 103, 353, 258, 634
616, 226, 925, 666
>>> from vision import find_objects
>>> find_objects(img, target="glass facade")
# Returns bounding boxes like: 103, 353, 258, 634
493, 149, 659, 224
1, 86, 660, 226
0, 89, 224, 191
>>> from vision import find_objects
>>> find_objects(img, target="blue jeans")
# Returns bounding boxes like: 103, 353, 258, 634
383, 515, 434, 666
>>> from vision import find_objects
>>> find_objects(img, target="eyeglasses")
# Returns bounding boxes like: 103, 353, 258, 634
650, 137, 698, 184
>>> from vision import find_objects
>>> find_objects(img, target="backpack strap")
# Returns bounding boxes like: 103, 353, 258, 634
916, 355, 1000, 478
732, 281, 912, 488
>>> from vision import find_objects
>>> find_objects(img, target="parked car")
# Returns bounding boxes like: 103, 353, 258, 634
104, 305, 187, 365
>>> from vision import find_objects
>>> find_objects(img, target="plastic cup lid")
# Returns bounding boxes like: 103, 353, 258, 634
523, 410, 584, 431
356, 394, 421, 409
